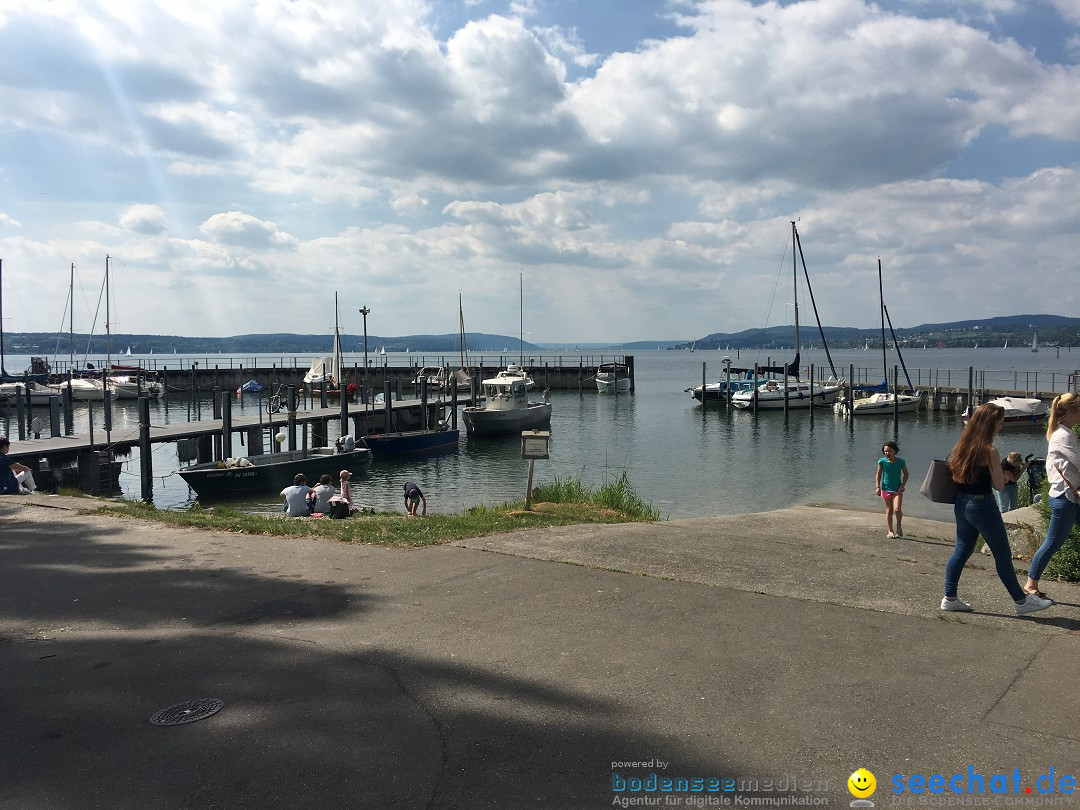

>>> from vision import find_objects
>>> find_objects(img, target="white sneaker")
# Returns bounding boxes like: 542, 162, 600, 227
887, 532, 897, 539
1015, 594, 1053, 616
940, 596, 973, 612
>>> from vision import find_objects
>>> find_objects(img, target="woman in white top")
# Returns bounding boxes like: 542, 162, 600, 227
1025, 393, 1080, 599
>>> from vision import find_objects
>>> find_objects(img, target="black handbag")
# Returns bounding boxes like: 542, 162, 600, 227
920, 459, 958, 503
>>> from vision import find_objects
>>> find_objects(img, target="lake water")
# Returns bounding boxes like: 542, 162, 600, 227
3, 347, 1078, 520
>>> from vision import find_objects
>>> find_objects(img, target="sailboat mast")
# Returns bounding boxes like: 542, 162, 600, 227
791, 222, 800, 358
519, 270, 524, 366
105, 254, 113, 382
459, 293, 467, 369
878, 257, 887, 386
332, 290, 342, 382
69, 262, 75, 368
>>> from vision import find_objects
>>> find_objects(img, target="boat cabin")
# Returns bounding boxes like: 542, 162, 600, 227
482, 378, 530, 409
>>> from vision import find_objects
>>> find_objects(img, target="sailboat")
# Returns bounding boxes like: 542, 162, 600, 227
462, 271, 551, 436
1031, 332, 1039, 353
1003, 339, 1008, 349
303, 292, 345, 391
731, 222, 844, 410
839, 258, 921, 416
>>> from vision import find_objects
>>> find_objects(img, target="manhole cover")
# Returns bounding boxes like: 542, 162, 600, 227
149, 698, 224, 727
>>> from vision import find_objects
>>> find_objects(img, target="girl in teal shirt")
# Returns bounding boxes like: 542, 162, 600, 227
875, 440, 909, 538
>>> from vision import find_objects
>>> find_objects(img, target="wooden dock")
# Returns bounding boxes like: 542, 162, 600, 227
5, 392, 471, 498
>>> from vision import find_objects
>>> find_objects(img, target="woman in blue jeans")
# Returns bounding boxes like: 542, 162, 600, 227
942, 402, 1053, 616
1025, 393, 1080, 600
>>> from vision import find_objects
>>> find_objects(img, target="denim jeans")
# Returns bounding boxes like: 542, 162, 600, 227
1028, 495, 1080, 581
947, 492, 1025, 601
995, 482, 1018, 513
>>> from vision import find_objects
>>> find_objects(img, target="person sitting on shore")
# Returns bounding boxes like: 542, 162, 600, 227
996, 451, 1028, 513
0, 437, 38, 495
280, 474, 313, 517
310, 473, 336, 515
329, 469, 357, 519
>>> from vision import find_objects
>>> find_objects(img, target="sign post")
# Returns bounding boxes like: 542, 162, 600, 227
520, 430, 550, 511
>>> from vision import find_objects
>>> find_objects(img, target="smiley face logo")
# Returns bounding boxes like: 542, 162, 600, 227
848, 768, 876, 798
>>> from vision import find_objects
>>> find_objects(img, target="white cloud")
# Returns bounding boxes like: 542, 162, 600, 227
0, 212, 21, 228
119, 204, 168, 235
198, 212, 298, 249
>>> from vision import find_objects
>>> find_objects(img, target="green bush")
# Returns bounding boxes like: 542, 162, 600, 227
533, 473, 661, 521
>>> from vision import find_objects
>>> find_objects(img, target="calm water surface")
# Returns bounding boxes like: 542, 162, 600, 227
4, 347, 1078, 520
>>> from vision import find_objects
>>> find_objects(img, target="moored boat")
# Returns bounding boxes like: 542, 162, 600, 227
0, 381, 58, 406
595, 363, 630, 393
462, 375, 551, 436
363, 427, 460, 457
178, 446, 372, 499
836, 258, 922, 417
963, 396, 1048, 428
732, 378, 843, 410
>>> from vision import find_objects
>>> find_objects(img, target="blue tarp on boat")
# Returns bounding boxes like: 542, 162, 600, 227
238, 379, 263, 393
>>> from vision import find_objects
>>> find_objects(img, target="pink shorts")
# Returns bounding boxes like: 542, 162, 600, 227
880, 490, 898, 501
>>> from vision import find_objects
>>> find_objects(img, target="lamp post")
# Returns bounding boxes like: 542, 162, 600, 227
359, 306, 370, 408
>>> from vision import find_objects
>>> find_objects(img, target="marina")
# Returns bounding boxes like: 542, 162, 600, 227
1, 348, 1078, 520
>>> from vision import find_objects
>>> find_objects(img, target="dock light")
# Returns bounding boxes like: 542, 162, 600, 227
274, 431, 286, 444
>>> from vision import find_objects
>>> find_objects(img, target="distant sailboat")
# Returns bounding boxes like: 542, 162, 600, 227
124, 346, 132, 356
1032, 332, 1039, 353
1003, 339, 1008, 349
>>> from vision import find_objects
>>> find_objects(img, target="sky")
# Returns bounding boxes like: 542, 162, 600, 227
0, 0, 1078, 344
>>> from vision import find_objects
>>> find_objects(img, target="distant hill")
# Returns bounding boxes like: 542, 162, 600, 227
0, 331, 539, 356
677, 314, 1080, 351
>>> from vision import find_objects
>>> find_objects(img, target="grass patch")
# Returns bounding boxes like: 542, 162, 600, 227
93, 474, 660, 548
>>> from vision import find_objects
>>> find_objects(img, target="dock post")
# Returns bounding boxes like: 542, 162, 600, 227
420, 378, 428, 431
139, 396, 152, 502
103, 389, 113, 441
808, 364, 814, 424
221, 392, 233, 458
63, 386, 73, 435
15, 392, 25, 440
972, 367, 980, 419
783, 364, 790, 414
287, 385, 298, 450
450, 377, 458, 430
627, 355, 635, 394
49, 396, 61, 437
701, 362, 707, 410
384, 381, 393, 432
753, 365, 759, 413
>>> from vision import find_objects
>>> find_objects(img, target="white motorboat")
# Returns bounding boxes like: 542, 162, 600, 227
731, 378, 843, 410
109, 375, 164, 399
50, 377, 106, 401
838, 391, 922, 416
462, 375, 551, 436
963, 396, 1047, 428
0, 381, 58, 406
595, 363, 630, 393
